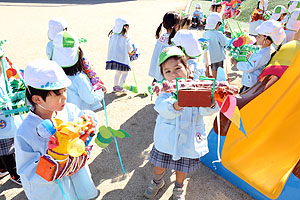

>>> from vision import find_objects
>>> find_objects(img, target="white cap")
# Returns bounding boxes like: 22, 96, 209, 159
172, 30, 203, 58
47, 17, 68, 41
258, 0, 268, 11
255, 19, 286, 45
205, 12, 222, 30
196, 3, 201, 9
286, 8, 300, 31
52, 31, 79, 68
288, 0, 300, 13
270, 5, 287, 21
24, 59, 71, 90
112, 17, 128, 34
211, 0, 222, 6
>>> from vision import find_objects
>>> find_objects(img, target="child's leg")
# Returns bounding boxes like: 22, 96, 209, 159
0, 153, 19, 179
119, 71, 128, 87
173, 171, 187, 200
114, 70, 122, 87
144, 166, 166, 198
153, 166, 165, 184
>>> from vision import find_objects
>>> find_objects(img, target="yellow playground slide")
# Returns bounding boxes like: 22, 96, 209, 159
221, 41, 300, 199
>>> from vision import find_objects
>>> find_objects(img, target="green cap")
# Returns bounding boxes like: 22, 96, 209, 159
159, 46, 185, 66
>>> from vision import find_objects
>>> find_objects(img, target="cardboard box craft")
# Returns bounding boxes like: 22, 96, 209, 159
178, 88, 213, 107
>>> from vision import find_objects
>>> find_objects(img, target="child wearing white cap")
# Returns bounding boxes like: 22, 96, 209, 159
144, 46, 218, 200
192, 3, 205, 28
106, 17, 136, 92
249, 0, 268, 36
284, 8, 300, 43
148, 11, 181, 82
233, 20, 286, 93
172, 30, 205, 79
270, 5, 287, 22
14, 59, 99, 200
46, 17, 68, 60
0, 50, 23, 185
203, 12, 228, 79
288, 0, 300, 13
52, 31, 104, 111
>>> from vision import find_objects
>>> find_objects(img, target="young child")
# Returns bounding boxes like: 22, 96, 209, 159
46, 17, 68, 59
270, 5, 287, 22
15, 59, 98, 200
144, 47, 218, 200
203, 12, 228, 79
233, 20, 286, 93
52, 31, 104, 112
180, 13, 192, 30
172, 30, 205, 80
249, 0, 268, 36
192, 3, 204, 28
105, 17, 135, 92
284, 8, 300, 43
0, 50, 22, 185
148, 11, 181, 82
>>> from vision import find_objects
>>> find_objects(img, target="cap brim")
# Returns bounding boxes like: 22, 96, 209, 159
52, 47, 79, 68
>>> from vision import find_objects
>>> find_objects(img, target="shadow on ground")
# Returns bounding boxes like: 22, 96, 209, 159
0, 179, 25, 200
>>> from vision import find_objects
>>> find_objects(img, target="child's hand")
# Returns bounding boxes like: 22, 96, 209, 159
173, 102, 182, 111
101, 86, 107, 94
231, 58, 238, 66
247, 51, 252, 59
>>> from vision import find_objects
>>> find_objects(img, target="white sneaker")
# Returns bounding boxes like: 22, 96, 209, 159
144, 179, 165, 199
173, 187, 185, 200
0, 171, 8, 178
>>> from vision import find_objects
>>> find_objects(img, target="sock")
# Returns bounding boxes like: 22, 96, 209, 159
153, 172, 164, 185
114, 71, 122, 86
119, 71, 128, 87
175, 181, 184, 188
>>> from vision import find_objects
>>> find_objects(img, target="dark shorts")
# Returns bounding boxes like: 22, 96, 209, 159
211, 60, 224, 71
148, 146, 200, 173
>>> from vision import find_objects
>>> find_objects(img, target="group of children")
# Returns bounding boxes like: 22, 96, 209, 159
0, 0, 299, 200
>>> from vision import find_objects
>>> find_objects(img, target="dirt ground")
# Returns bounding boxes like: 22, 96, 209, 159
0, 0, 252, 199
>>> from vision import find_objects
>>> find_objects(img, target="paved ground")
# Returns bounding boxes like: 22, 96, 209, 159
0, 0, 252, 199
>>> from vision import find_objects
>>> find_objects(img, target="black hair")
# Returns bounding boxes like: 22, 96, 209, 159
26, 86, 61, 106
156, 11, 181, 44
160, 55, 188, 76
62, 47, 84, 76
211, 4, 222, 12
180, 15, 192, 29
108, 24, 129, 37
266, 44, 282, 66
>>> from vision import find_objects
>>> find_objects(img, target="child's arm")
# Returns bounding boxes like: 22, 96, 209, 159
198, 104, 219, 116
76, 73, 104, 105
127, 37, 134, 54
237, 52, 268, 73
154, 93, 184, 119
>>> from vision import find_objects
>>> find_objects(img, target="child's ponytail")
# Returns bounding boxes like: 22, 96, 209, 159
168, 28, 176, 45
155, 23, 163, 39
108, 30, 113, 37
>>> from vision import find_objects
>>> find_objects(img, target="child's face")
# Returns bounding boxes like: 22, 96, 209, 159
256, 34, 266, 46
216, 6, 222, 13
38, 88, 67, 112
162, 57, 187, 81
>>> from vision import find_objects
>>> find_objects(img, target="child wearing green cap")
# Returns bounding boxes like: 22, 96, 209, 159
14, 59, 99, 200
144, 47, 218, 200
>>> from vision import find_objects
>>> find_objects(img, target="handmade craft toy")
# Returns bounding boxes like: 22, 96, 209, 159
36, 117, 95, 182
0, 40, 30, 117
222, 0, 242, 18
129, 44, 139, 62
82, 57, 105, 92
198, 38, 209, 52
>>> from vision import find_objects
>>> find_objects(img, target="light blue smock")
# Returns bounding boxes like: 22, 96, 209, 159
237, 46, 272, 88
153, 93, 218, 161
15, 103, 98, 200
148, 33, 171, 81
106, 33, 133, 68
187, 58, 206, 80
192, 10, 204, 20
202, 30, 227, 64
46, 41, 53, 60
0, 75, 23, 139
67, 72, 104, 111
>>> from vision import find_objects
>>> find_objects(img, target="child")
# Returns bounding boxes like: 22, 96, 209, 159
180, 13, 192, 30
203, 12, 228, 79
288, 0, 300, 13
15, 59, 98, 200
144, 47, 218, 200
249, 0, 268, 36
106, 17, 135, 92
192, 3, 204, 28
210, 0, 223, 13
270, 5, 287, 22
233, 20, 286, 93
284, 8, 300, 43
52, 31, 104, 111
148, 11, 181, 82
0, 50, 22, 185
46, 17, 68, 59
172, 30, 205, 79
